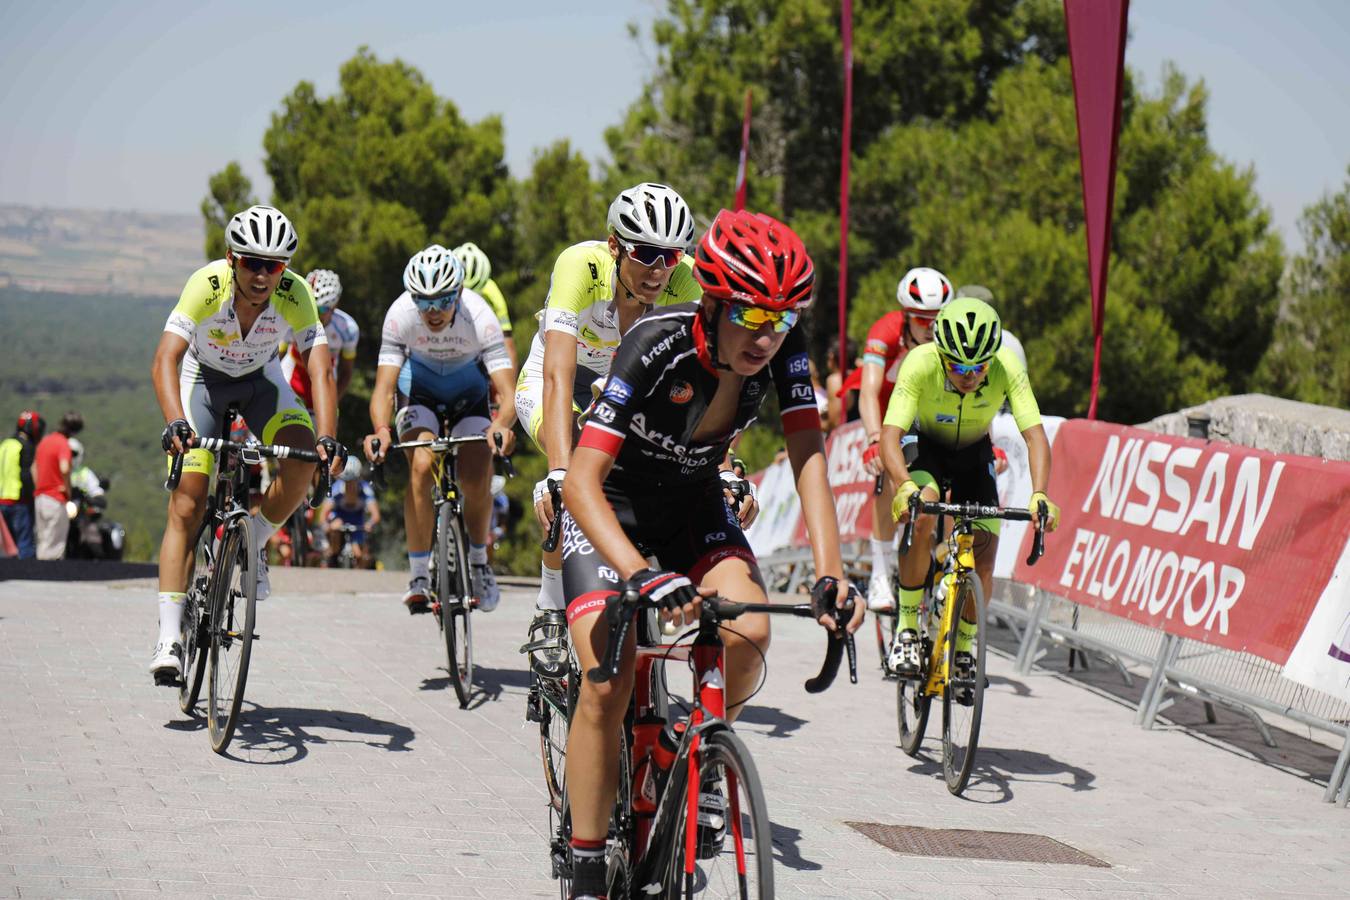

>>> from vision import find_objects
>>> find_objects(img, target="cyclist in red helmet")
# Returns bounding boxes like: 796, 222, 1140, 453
557, 208, 864, 900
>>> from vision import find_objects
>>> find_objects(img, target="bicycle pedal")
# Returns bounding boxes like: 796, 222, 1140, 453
153, 671, 182, 688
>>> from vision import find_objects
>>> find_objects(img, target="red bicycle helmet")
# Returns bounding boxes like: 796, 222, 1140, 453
16, 410, 43, 440
694, 209, 814, 311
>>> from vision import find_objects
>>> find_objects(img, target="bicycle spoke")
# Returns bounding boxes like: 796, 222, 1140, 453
207, 520, 257, 754
942, 576, 987, 795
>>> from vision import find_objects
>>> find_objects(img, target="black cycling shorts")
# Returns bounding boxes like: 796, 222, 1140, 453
560, 477, 755, 624
910, 433, 999, 508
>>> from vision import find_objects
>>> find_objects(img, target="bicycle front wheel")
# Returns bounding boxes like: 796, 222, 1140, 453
178, 521, 212, 715
207, 517, 257, 754
661, 729, 773, 900
942, 574, 987, 795
539, 663, 577, 813
437, 503, 473, 707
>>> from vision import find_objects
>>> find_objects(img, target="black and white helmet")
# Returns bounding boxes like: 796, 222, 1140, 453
607, 182, 694, 249
896, 266, 953, 313
451, 242, 492, 291
402, 244, 464, 298
226, 205, 299, 260
306, 269, 342, 312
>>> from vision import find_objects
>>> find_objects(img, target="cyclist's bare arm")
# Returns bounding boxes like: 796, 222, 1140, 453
858, 361, 886, 456
365, 498, 381, 528
363, 364, 401, 462
785, 427, 863, 633
486, 365, 518, 454
300, 342, 337, 453
335, 355, 355, 398
563, 445, 649, 580
541, 330, 577, 469
1022, 422, 1052, 493
879, 423, 914, 491
151, 332, 191, 451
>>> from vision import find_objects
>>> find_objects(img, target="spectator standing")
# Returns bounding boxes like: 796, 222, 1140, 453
34, 412, 83, 560
0, 410, 45, 559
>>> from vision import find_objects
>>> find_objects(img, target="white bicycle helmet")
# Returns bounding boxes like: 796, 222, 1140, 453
607, 182, 694, 249
69, 437, 85, 469
306, 269, 342, 313
225, 205, 299, 260
452, 242, 492, 291
896, 266, 953, 313
341, 456, 364, 483
402, 244, 464, 298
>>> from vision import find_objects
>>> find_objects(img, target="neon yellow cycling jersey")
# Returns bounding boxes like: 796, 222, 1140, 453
165, 260, 325, 381
477, 278, 512, 333
525, 239, 701, 394
882, 342, 1041, 447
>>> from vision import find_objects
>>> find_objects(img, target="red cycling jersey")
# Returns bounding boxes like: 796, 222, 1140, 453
860, 310, 910, 417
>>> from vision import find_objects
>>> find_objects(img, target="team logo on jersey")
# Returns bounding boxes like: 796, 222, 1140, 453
581, 326, 602, 343
588, 262, 599, 282
669, 380, 694, 404
208, 328, 236, 344
786, 353, 810, 376
207, 275, 221, 294
602, 377, 634, 405
745, 381, 762, 397
592, 402, 617, 424
865, 338, 888, 356
789, 383, 815, 403
279, 277, 294, 292
937, 413, 957, 423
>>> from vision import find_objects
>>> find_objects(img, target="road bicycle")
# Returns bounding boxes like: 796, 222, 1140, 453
163, 409, 330, 753
329, 522, 368, 569
373, 408, 513, 708
894, 492, 1047, 795
550, 589, 856, 899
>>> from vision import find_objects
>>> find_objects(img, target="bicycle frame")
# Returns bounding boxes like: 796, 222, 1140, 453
921, 524, 978, 698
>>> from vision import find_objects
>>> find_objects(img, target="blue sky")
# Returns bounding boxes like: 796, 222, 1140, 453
1, 0, 1346, 251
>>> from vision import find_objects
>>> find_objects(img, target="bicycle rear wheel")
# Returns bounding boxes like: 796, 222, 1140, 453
437, 503, 473, 707
207, 518, 257, 754
177, 520, 212, 714
942, 574, 987, 795
539, 663, 577, 813
286, 507, 307, 567
661, 729, 772, 900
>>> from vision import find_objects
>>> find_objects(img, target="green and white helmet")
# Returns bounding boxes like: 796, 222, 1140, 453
934, 297, 1002, 365
452, 242, 492, 291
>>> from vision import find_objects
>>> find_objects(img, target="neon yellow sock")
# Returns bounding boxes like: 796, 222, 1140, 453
896, 586, 923, 633
956, 618, 978, 654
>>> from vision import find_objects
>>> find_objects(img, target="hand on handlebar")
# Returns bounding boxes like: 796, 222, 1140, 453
161, 419, 195, 456
719, 469, 759, 529
1029, 490, 1060, 532
809, 576, 865, 634
486, 422, 515, 457
890, 479, 921, 524
363, 428, 391, 464
628, 567, 706, 629
533, 468, 566, 531
316, 435, 346, 478
862, 439, 884, 477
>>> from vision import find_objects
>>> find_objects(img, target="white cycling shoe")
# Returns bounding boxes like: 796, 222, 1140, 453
253, 547, 270, 601
403, 576, 432, 614
149, 641, 183, 685
887, 629, 923, 677
866, 573, 896, 613
472, 563, 500, 612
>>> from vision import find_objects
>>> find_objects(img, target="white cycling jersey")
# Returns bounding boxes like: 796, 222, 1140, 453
377, 288, 512, 377
281, 308, 360, 382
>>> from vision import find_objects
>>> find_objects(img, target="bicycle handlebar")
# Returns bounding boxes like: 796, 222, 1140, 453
586, 590, 855, 695
898, 494, 1048, 566
541, 478, 564, 553
163, 436, 330, 503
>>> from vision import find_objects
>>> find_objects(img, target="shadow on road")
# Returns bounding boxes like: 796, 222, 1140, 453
421, 665, 531, 709
735, 704, 807, 740
898, 743, 1096, 804
770, 820, 823, 872
166, 703, 415, 764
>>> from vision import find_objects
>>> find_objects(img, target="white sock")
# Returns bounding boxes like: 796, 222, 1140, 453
158, 592, 186, 645
249, 511, 282, 547
538, 564, 564, 612
468, 543, 488, 566
409, 551, 430, 582
870, 538, 892, 578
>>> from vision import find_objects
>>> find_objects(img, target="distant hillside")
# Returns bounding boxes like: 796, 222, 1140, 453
0, 287, 169, 560
0, 205, 203, 297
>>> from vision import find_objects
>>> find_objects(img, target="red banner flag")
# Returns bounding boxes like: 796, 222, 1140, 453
1064, 0, 1129, 419
734, 89, 752, 211
838, 0, 854, 375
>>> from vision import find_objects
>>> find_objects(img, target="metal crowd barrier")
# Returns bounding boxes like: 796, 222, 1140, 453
757, 547, 1350, 806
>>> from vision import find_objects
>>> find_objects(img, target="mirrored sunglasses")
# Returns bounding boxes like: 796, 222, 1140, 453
413, 291, 460, 312
620, 239, 683, 268
944, 357, 989, 377
237, 255, 287, 275
727, 303, 799, 333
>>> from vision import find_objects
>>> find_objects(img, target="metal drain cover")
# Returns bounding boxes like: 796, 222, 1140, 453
846, 822, 1109, 867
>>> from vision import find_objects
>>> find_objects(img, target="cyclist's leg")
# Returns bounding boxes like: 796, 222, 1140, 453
951, 437, 1002, 652
395, 402, 439, 589
240, 366, 317, 559
517, 364, 577, 613
560, 510, 636, 845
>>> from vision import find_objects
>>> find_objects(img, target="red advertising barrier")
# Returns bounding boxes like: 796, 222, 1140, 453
1013, 420, 1350, 663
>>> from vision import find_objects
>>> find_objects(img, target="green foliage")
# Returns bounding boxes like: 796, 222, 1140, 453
1256, 167, 1350, 407
607, 2, 1284, 423
200, 162, 258, 260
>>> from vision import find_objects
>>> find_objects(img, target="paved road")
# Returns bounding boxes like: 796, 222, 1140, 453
2, 569, 1347, 898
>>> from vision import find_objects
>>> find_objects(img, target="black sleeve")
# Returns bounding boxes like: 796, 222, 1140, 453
768, 325, 823, 435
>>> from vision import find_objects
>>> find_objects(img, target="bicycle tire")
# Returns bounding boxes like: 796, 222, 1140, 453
660, 729, 773, 900
874, 610, 896, 675
942, 574, 987, 795
438, 503, 473, 707
897, 671, 932, 758
539, 663, 577, 813
177, 522, 212, 715
207, 518, 257, 754
286, 507, 307, 567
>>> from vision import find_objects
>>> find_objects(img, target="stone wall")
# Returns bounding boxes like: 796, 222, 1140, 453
1140, 393, 1350, 461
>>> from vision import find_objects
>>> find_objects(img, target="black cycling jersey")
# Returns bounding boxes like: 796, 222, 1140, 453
576, 303, 821, 489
